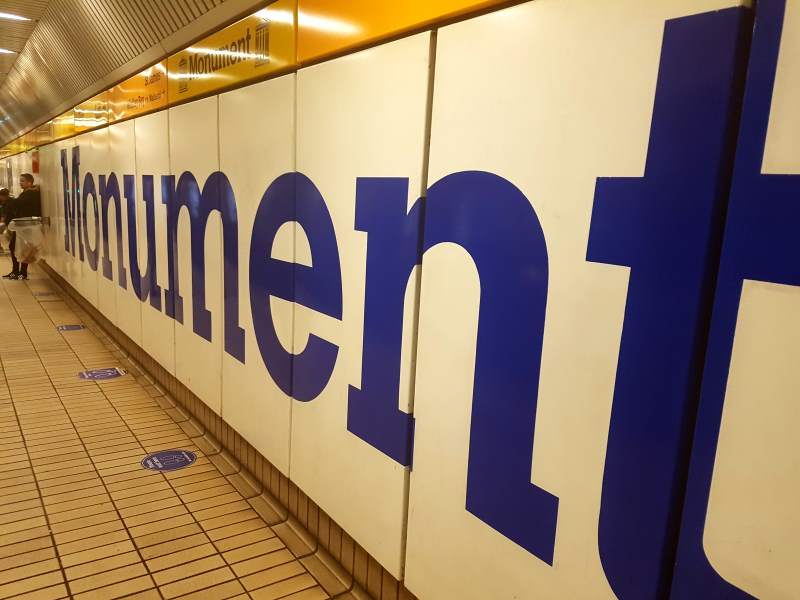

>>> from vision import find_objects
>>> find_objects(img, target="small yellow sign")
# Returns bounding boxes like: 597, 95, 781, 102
74, 91, 110, 132
167, 0, 296, 103
32, 122, 53, 147
52, 110, 76, 141
110, 62, 168, 121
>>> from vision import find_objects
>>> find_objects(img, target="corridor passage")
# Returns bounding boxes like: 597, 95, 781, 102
0, 266, 329, 600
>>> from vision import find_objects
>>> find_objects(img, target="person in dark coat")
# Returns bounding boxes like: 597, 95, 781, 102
4, 173, 41, 280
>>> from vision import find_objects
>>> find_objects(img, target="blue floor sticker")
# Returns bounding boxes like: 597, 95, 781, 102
141, 450, 197, 472
78, 367, 126, 380
57, 324, 86, 331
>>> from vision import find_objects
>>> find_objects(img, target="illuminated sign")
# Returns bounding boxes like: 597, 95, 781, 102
110, 62, 168, 121
74, 91, 110, 131
167, 0, 296, 102
52, 110, 76, 140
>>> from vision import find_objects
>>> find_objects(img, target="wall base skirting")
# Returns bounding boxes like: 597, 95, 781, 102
41, 261, 417, 600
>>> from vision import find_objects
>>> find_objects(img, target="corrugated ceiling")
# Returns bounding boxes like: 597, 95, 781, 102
0, 0, 266, 146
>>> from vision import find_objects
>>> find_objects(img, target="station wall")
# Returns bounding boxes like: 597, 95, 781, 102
5, 0, 797, 598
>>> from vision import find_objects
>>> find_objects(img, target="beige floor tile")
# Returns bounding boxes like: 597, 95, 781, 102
123, 504, 188, 528
157, 565, 236, 598
68, 562, 149, 594
145, 542, 218, 573
114, 488, 176, 509
47, 501, 116, 524
0, 535, 53, 560
118, 589, 162, 600
64, 551, 142, 581
241, 560, 307, 592
199, 508, 261, 532
185, 491, 242, 512
59, 539, 137, 569
133, 523, 203, 549
138, 532, 212, 560
118, 495, 183, 519
0, 506, 44, 526
9, 582, 70, 600
231, 548, 295, 578
207, 518, 270, 542
53, 518, 125, 544
282, 587, 329, 600
71, 574, 155, 600
0, 515, 48, 535
214, 527, 276, 553
152, 554, 227, 586
57, 528, 130, 556
0, 570, 64, 598
128, 513, 196, 538
0, 526, 51, 547
0, 272, 344, 600
0, 558, 61, 585
248, 573, 318, 599
1, 548, 58, 576
177, 579, 247, 600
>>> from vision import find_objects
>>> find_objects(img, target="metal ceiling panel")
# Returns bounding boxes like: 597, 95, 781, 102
0, 0, 265, 145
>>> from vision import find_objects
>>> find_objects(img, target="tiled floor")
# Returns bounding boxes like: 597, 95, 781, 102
0, 265, 330, 599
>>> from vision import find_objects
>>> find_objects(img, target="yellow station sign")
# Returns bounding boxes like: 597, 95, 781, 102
111, 62, 168, 121
32, 122, 53, 147
297, 0, 509, 62
74, 91, 110, 132
52, 110, 76, 141
167, 0, 296, 103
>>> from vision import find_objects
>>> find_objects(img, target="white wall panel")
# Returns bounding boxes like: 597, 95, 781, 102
219, 75, 296, 473
405, 1, 747, 599
135, 110, 175, 374
54, 138, 79, 292
672, 1, 800, 598
38, 145, 61, 275
169, 97, 223, 413
109, 120, 142, 346
74, 127, 108, 307
292, 34, 431, 576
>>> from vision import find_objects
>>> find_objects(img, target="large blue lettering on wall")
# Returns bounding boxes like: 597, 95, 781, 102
249, 172, 342, 401
162, 171, 245, 361
347, 178, 421, 467
587, 7, 750, 599
98, 173, 128, 288
82, 173, 99, 271
672, 1, 795, 598
51, 4, 763, 594
426, 171, 559, 565
125, 174, 161, 310
61, 147, 82, 257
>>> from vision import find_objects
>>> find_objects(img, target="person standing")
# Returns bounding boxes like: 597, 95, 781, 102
4, 173, 41, 280
0, 188, 11, 254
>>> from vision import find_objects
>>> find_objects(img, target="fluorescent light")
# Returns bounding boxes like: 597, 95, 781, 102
0, 12, 29, 21
0, 49, 15, 54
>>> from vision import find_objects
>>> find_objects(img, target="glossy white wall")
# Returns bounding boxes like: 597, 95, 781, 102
219, 75, 296, 473
404, 0, 747, 598
672, 1, 800, 598
109, 120, 142, 346
74, 127, 108, 307
135, 110, 175, 374
292, 33, 431, 577
168, 97, 223, 413
53, 138, 78, 293
38, 145, 62, 276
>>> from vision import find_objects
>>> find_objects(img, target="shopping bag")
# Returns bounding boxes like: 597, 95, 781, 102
8, 219, 45, 263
